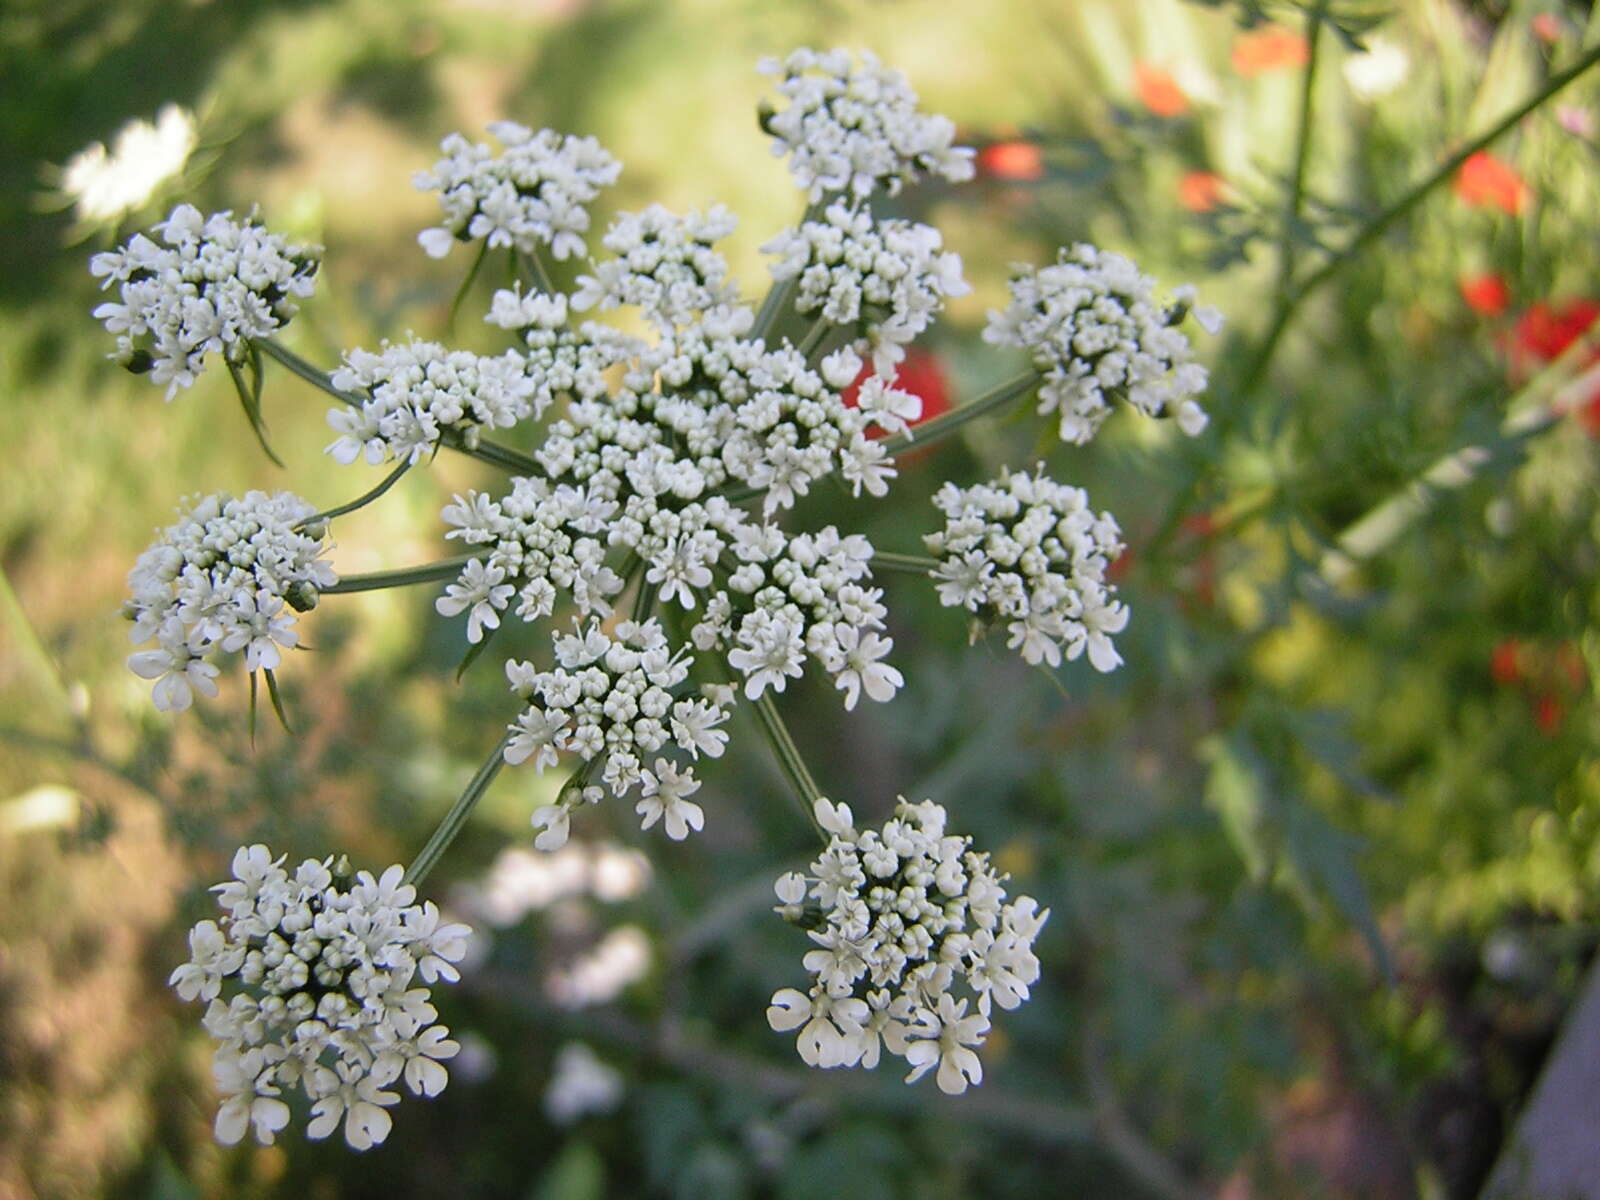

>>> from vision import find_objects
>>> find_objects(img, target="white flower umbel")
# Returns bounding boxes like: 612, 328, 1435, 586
90, 205, 319, 398
124, 491, 336, 711
763, 203, 969, 374
767, 797, 1048, 1095
326, 340, 538, 466
504, 619, 728, 844
757, 48, 975, 201
924, 466, 1128, 671
58, 103, 195, 225
414, 123, 621, 261
572, 205, 742, 331
170, 846, 470, 1150
982, 244, 1221, 445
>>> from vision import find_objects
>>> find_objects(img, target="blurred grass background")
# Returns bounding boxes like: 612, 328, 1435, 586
2, 0, 1599, 1196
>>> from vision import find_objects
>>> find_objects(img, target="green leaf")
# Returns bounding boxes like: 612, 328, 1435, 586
1201, 726, 1393, 982
456, 621, 500, 682
529, 1140, 604, 1200
226, 352, 284, 468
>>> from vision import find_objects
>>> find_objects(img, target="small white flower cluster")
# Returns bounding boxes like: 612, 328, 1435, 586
925, 467, 1127, 672
763, 203, 970, 373
487, 286, 644, 416
169, 845, 470, 1150
504, 619, 731, 848
757, 48, 975, 201
690, 523, 902, 709
326, 340, 538, 466
767, 797, 1047, 1095
414, 122, 621, 261
125, 490, 336, 711
572, 205, 742, 331
983, 244, 1222, 445
90, 204, 319, 398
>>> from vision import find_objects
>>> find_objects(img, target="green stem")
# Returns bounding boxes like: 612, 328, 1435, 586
259, 338, 543, 476
871, 551, 940, 575
1242, 39, 1600, 396
323, 554, 476, 595
446, 240, 490, 332
751, 274, 797, 343
880, 370, 1040, 457
797, 316, 830, 358
296, 461, 411, 530
1273, 0, 1328, 306
404, 730, 515, 887
750, 693, 827, 843
515, 247, 558, 298
1148, 39, 1600, 561
256, 337, 363, 404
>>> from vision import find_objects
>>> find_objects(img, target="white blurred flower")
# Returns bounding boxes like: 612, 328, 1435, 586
543, 1043, 624, 1124
58, 104, 195, 225
546, 925, 651, 1009
1343, 37, 1410, 102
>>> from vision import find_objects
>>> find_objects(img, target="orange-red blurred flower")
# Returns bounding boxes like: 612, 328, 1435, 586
1491, 639, 1522, 685
1178, 171, 1225, 213
1533, 692, 1565, 734
1135, 64, 1188, 117
842, 346, 952, 440
1532, 13, 1563, 44
1231, 26, 1310, 75
1459, 273, 1511, 317
976, 139, 1044, 181
1454, 152, 1529, 215
1510, 298, 1600, 431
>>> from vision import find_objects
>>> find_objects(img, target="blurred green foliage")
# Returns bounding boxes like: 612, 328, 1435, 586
2, 0, 1599, 1197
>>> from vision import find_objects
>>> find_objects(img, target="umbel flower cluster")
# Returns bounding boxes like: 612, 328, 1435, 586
768, 798, 1047, 1095
925, 466, 1128, 671
91, 204, 319, 398
124, 490, 336, 711
96, 46, 1221, 1142
169, 847, 470, 1149
984, 244, 1221, 445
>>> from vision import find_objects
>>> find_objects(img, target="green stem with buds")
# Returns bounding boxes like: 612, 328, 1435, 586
404, 730, 515, 887
323, 554, 476, 595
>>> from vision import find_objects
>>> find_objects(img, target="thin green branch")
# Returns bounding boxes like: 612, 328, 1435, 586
404, 730, 515, 887
515, 247, 558, 297
880, 370, 1040, 457
750, 693, 827, 843
871, 551, 940, 575
295, 461, 411, 530
323, 554, 475, 595
256, 337, 363, 404
1273, 0, 1329, 306
751, 274, 797, 342
1241, 38, 1600, 396
1147, 39, 1600, 561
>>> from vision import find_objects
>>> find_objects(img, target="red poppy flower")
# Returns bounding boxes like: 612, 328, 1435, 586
1533, 692, 1565, 734
841, 346, 952, 439
1454, 152, 1528, 215
1178, 171, 1225, 213
1510, 299, 1600, 431
977, 140, 1044, 182
1231, 26, 1310, 76
1459, 273, 1510, 317
1491, 639, 1522, 685
1532, 13, 1563, 44
1135, 64, 1188, 118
